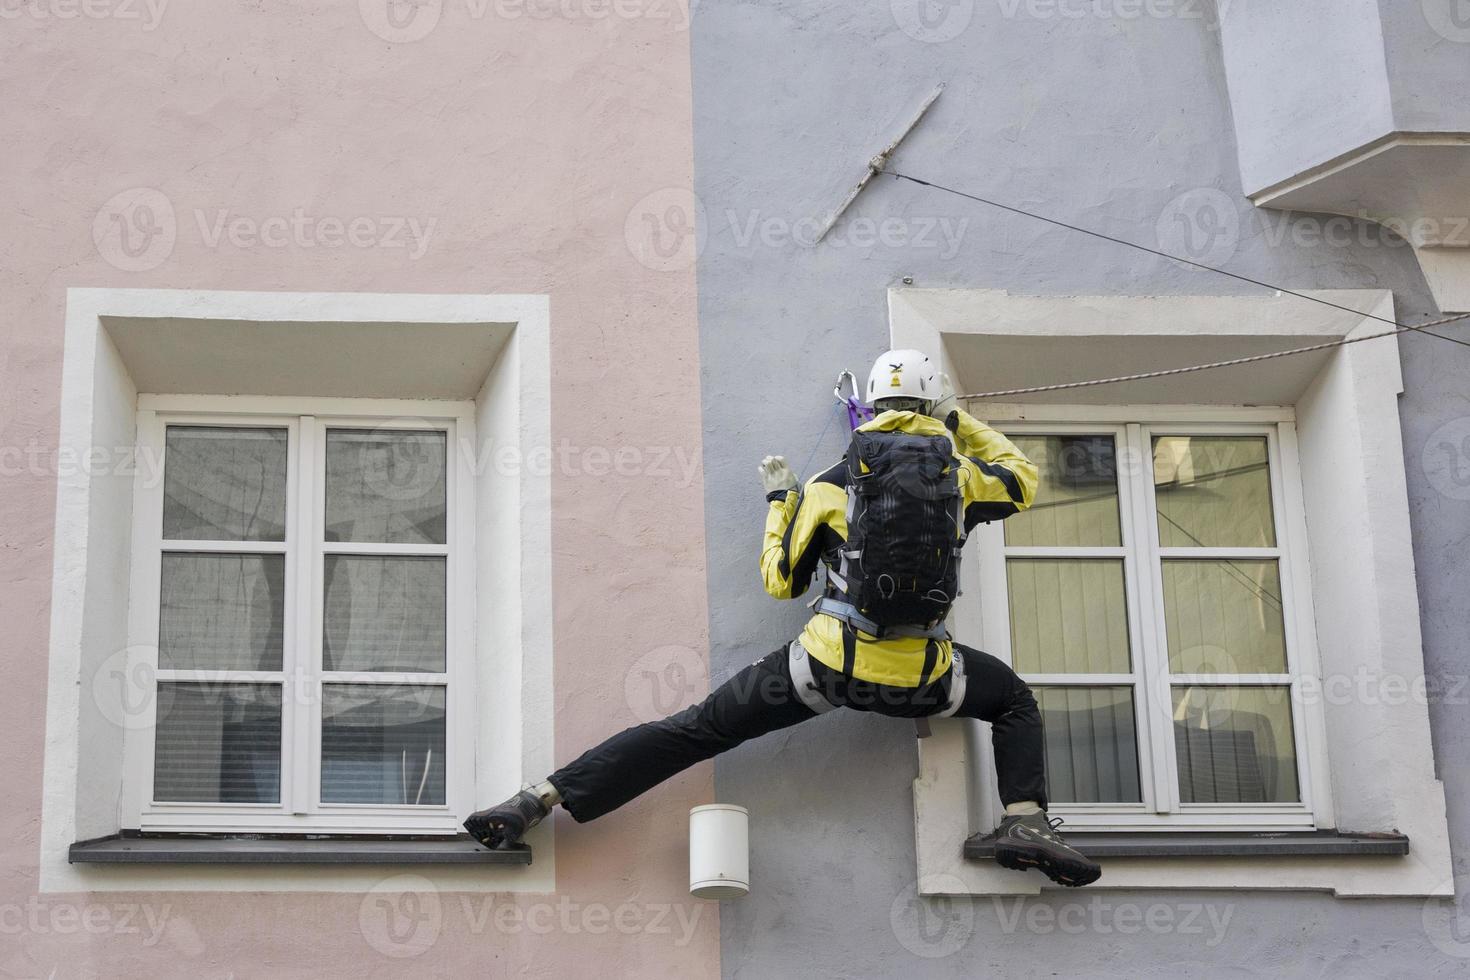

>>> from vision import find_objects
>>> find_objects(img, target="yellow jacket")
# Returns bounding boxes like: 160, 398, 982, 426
761, 409, 1038, 687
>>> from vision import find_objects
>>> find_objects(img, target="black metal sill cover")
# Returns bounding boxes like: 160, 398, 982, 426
69, 831, 531, 866
964, 829, 1409, 861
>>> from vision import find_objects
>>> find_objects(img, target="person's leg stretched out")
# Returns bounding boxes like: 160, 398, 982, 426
466, 349, 1101, 887
464, 645, 815, 847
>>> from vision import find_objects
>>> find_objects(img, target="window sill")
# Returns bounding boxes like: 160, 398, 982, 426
69, 832, 532, 866
964, 829, 1409, 861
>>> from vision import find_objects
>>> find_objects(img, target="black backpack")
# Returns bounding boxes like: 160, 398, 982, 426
828, 427, 964, 635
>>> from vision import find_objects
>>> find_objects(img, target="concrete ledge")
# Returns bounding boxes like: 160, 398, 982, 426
964, 830, 1409, 861
69, 833, 532, 866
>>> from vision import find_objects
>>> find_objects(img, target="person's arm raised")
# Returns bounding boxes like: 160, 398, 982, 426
758, 456, 831, 600
949, 410, 1039, 528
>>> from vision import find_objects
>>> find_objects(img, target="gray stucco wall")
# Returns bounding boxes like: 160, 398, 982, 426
1216, 0, 1470, 194
1381, 0, 1470, 133
1217, 0, 1395, 194
690, 3, 1470, 977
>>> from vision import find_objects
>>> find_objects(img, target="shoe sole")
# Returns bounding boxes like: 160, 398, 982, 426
994, 842, 1102, 887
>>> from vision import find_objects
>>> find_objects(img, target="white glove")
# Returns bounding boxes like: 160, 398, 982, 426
929, 372, 958, 420
759, 455, 798, 495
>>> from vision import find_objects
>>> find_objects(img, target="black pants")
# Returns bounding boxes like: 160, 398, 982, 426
548, 642, 1047, 822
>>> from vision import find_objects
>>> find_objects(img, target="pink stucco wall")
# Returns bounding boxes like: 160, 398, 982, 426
0, 2, 713, 976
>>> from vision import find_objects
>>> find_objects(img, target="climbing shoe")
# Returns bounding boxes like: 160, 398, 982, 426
464, 789, 549, 849
989, 812, 1101, 887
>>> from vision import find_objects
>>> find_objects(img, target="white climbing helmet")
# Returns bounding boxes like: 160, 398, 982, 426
866, 348, 940, 408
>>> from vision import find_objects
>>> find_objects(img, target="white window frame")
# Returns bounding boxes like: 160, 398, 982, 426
123, 395, 477, 835
43, 288, 556, 894
897, 288, 1453, 897
973, 409, 1330, 832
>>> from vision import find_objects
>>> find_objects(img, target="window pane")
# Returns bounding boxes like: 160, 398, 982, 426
1035, 686, 1141, 803
323, 556, 446, 672
159, 553, 285, 671
1153, 436, 1275, 548
1162, 559, 1287, 674
1173, 686, 1299, 803
1005, 435, 1121, 547
153, 683, 282, 803
321, 685, 446, 805
1007, 559, 1130, 673
325, 429, 447, 545
163, 426, 287, 541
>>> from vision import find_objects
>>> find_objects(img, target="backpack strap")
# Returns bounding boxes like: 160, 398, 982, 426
917, 638, 940, 689
813, 597, 948, 640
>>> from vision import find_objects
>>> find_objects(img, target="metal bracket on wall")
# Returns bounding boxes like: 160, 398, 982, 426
813, 83, 945, 244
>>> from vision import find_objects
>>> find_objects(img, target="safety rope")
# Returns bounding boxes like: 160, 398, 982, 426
956, 317, 1470, 399
797, 402, 844, 481
880, 170, 1470, 400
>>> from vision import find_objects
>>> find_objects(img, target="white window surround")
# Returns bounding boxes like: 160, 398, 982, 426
892, 287, 1453, 897
1245, 135, 1470, 314
41, 288, 555, 894
975, 417, 1324, 832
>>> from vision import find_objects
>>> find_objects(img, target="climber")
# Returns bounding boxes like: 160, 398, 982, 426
464, 348, 1102, 888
